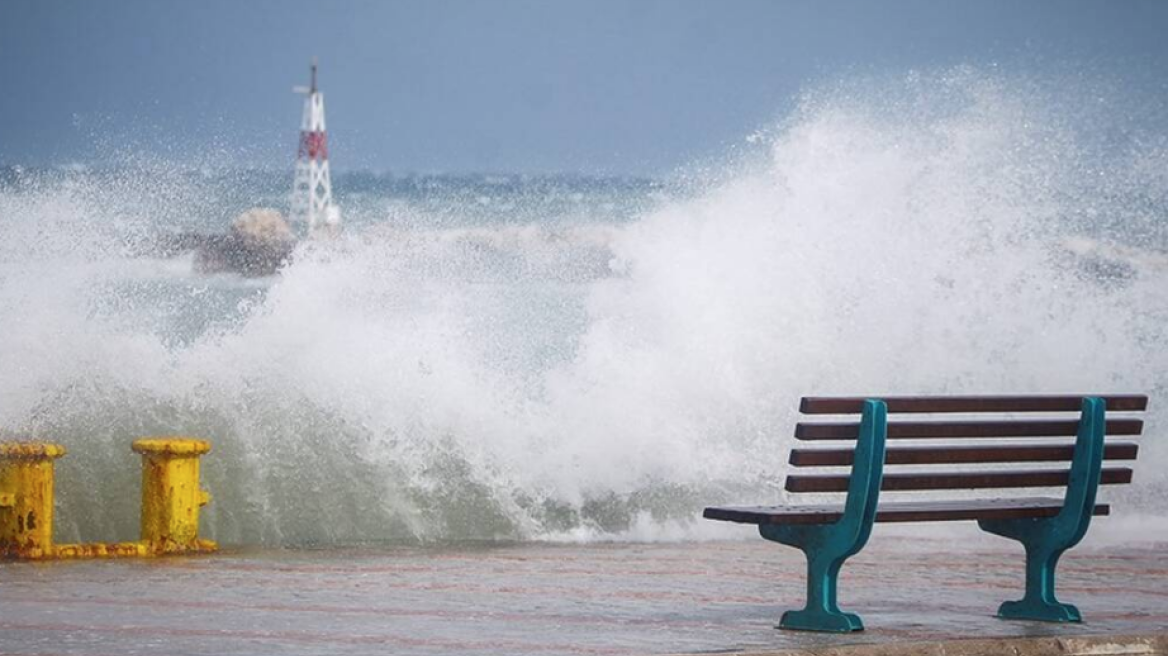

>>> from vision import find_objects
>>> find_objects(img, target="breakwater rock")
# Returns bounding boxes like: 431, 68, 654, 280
156, 208, 297, 277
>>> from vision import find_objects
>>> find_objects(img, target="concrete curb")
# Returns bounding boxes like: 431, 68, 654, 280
672, 633, 1168, 656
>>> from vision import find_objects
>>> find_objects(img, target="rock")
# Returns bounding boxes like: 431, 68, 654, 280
193, 208, 297, 277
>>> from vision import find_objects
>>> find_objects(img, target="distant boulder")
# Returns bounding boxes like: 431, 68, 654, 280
194, 208, 297, 277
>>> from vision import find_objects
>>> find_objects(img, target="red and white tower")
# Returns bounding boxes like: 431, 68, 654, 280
291, 58, 341, 236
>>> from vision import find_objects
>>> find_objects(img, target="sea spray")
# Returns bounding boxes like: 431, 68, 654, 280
0, 69, 1165, 545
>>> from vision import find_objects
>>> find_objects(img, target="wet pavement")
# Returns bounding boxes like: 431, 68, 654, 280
1, 523, 1165, 656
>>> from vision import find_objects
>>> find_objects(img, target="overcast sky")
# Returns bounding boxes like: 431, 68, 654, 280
2, 1, 1167, 175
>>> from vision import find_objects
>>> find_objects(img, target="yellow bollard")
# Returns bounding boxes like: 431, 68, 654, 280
0, 443, 66, 559
132, 438, 217, 555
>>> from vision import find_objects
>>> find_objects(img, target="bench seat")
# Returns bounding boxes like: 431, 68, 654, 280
704, 498, 1110, 525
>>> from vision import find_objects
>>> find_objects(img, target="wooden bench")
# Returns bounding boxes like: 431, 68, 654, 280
703, 394, 1148, 633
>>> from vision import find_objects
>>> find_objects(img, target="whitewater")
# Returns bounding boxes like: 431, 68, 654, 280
1, 70, 1165, 547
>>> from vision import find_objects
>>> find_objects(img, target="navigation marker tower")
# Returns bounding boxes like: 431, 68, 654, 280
291, 58, 341, 236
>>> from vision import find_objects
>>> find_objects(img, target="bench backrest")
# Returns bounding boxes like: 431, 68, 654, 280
789, 395, 1148, 501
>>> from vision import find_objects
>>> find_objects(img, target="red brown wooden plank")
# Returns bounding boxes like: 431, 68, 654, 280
788, 442, 1140, 467
799, 395, 1149, 415
785, 467, 1133, 493
795, 419, 1143, 440
703, 498, 1111, 525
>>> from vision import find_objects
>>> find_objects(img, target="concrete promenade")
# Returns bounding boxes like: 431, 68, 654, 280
0, 525, 1165, 655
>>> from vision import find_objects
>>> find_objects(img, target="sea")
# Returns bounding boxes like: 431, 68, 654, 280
1, 69, 1166, 550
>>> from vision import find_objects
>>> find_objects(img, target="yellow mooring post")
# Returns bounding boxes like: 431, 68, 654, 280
132, 438, 217, 555
0, 443, 66, 559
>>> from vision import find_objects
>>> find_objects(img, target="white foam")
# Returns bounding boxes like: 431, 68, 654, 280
0, 69, 1165, 545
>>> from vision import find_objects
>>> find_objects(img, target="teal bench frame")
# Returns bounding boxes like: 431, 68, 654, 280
758, 399, 888, 633
978, 397, 1105, 624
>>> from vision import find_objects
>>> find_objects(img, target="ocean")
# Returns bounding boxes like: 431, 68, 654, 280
1, 70, 1166, 549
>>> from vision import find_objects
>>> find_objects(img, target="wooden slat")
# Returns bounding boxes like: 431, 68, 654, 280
795, 419, 1143, 440
785, 467, 1133, 493
704, 498, 1111, 526
789, 442, 1140, 467
800, 395, 1149, 415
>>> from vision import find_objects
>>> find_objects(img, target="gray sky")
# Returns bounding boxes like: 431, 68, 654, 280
2, 1, 1167, 175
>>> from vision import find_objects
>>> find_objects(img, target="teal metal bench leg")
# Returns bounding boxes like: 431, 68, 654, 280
978, 397, 1105, 623
994, 544, 1079, 622
760, 399, 887, 633
773, 549, 862, 632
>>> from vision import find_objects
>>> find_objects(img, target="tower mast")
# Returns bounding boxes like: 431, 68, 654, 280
291, 58, 341, 236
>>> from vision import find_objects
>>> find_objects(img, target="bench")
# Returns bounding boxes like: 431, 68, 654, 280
703, 394, 1148, 633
